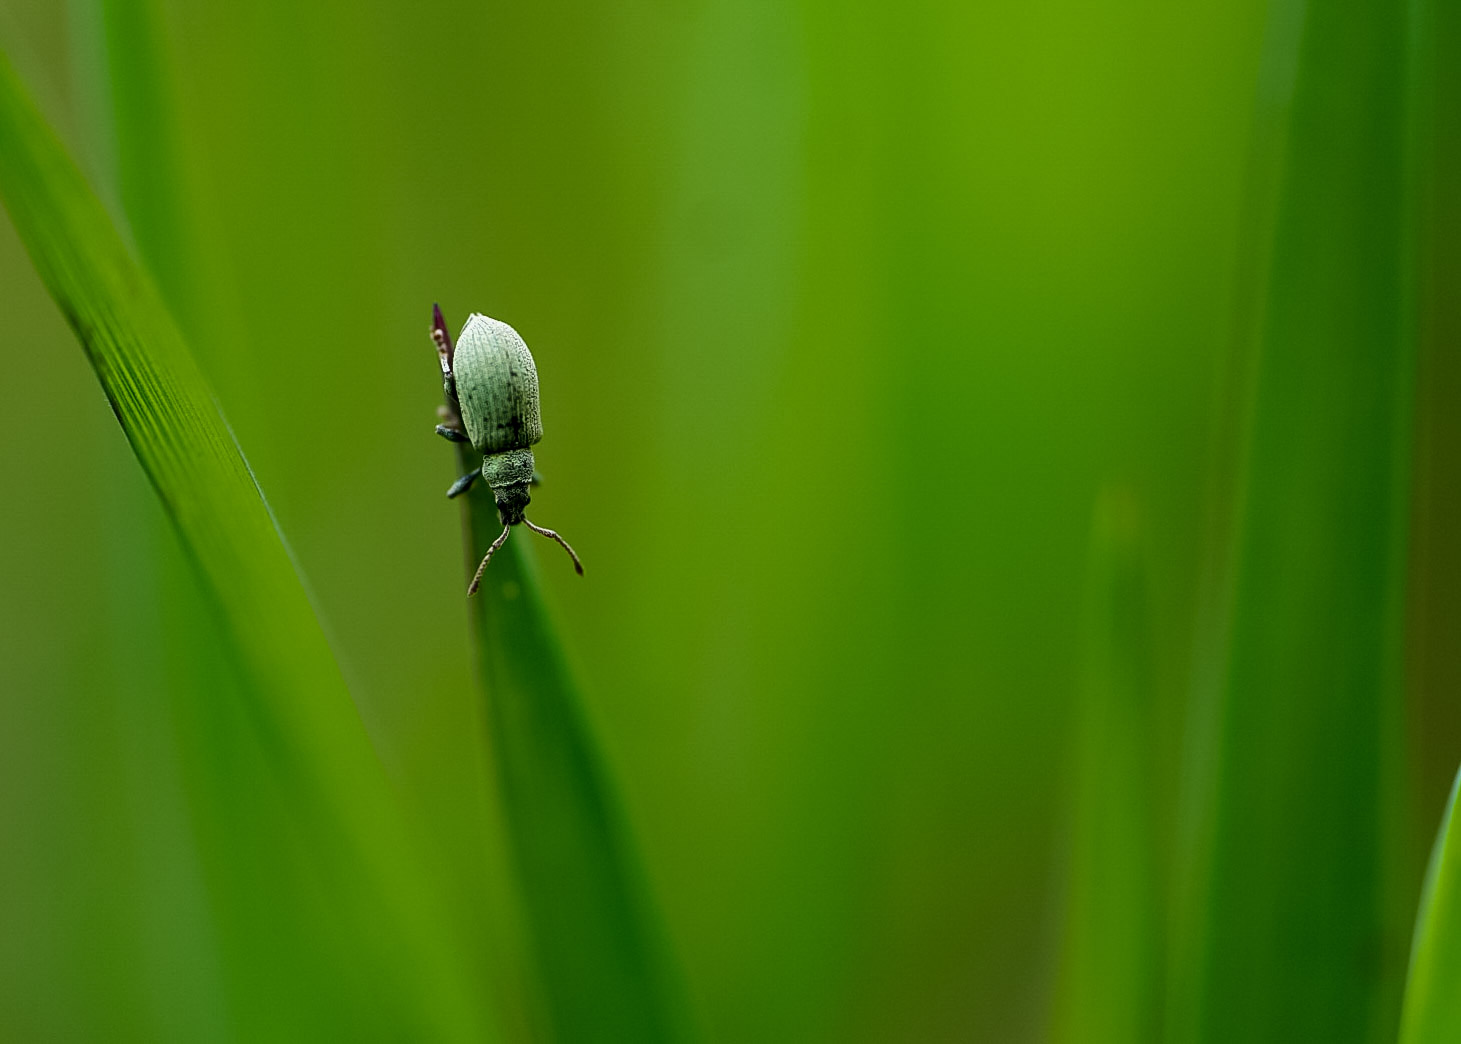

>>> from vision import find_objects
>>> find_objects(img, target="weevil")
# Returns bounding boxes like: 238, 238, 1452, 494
432, 305, 582, 594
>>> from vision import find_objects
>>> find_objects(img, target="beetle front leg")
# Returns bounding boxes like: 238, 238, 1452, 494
447, 470, 481, 498
434, 402, 469, 443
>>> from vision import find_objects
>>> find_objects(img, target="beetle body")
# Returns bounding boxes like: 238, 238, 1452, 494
432, 307, 582, 593
455, 314, 543, 525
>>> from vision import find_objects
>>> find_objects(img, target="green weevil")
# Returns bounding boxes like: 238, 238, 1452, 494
432, 305, 582, 594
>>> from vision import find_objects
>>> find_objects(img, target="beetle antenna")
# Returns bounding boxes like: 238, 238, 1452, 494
523, 519, 584, 575
467, 524, 512, 595
431, 302, 454, 366
431, 304, 463, 415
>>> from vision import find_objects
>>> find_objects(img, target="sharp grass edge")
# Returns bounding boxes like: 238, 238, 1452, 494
0, 48, 487, 1040
441, 319, 693, 1044
1400, 766, 1461, 1044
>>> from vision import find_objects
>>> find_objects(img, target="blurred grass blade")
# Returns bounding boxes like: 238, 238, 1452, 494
0, 48, 485, 1040
1052, 488, 1160, 1043
1404, 0, 1461, 876
72, 0, 210, 340
1181, 0, 1416, 1040
0, 45, 341, 735
1401, 766, 1461, 1044
439, 310, 691, 1043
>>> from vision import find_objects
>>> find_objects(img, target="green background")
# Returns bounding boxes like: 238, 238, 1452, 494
1, 0, 1457, 1040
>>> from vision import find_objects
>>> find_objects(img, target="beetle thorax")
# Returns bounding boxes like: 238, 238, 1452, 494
482, 447, 535, 526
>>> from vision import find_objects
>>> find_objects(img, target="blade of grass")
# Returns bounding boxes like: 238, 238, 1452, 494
70, 0, 209, 339
0, 47, 487, 1040
1404, 0, 1461, 875
1397, 1, 1461, 1037
1052, 487, 1160, 1044
1165, 1, 1309, 1034
0, 45, 341, 772
435, 308, 693, 1043
1401, 765, 1461, 1044
50, 2, 240, 1035
66, 1, 486, 1034
1179, 0, 1416, 1039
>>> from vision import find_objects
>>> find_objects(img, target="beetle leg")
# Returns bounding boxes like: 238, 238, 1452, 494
530, 470, 543, 486
441, 373, 461, 412
436, 424, 470, 443
436, 404, 466, 430
447, 470, 481, 498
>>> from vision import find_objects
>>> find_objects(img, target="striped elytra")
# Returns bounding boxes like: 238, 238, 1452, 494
453, 313, 544, 455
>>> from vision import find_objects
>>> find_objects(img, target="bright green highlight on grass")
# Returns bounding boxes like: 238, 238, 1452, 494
1402, 768, 1461, 1044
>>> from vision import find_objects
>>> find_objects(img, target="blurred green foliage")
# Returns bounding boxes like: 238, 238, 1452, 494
1, 0, 1458, 1040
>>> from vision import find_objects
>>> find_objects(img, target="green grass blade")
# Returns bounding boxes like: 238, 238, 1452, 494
0, 48, 487, 1040
438, 316, 691, 1043
72, 0, 209, 339
1052, 488, 1160, 1043
1398, 0, 1461, 984
1401, 766, 1461, 1044
1180, 0, 1416, 1040
1405, 0, 1461, 875
0, 46, 339, 732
